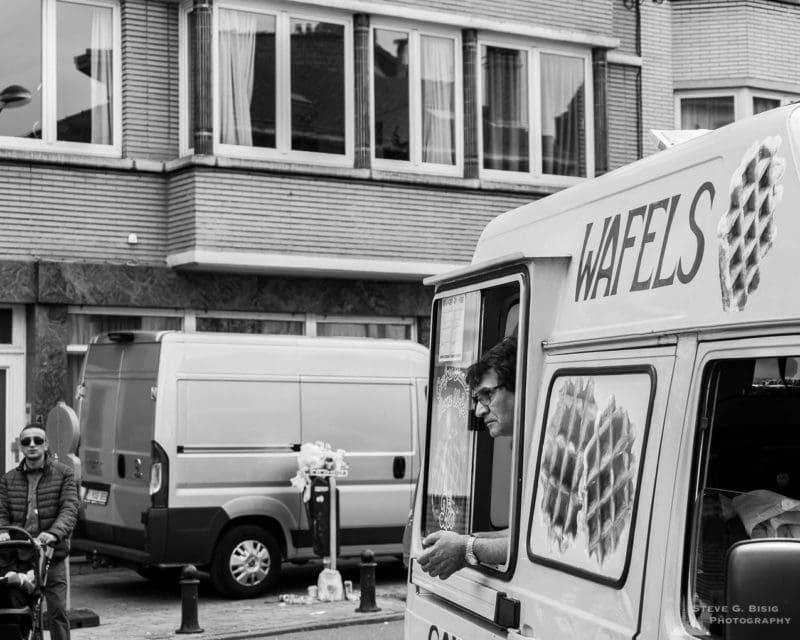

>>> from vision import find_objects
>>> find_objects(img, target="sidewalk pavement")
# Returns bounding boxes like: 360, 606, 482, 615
67, 557, 407, 640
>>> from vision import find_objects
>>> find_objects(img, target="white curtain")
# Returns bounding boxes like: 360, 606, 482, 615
90, 6, 113, 145
219, 9, 257, 146
482, 47, 528, 172
540, 54, 584, 176
421, 36, 454, 165
680, 97, 734, 130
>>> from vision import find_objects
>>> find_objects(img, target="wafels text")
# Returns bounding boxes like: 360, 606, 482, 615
575, 181, 715, 301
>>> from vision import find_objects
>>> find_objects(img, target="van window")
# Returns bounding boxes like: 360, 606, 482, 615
422, 277, 522, 573
529, 370, 653, 584
685, 357, 800, 635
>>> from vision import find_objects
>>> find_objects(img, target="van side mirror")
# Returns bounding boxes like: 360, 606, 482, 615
725, 538, 800, 640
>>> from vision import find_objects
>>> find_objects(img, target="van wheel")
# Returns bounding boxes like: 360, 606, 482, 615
211, 525, 281, 598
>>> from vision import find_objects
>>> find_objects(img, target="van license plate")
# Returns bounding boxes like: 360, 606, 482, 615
83, 488, 109, 506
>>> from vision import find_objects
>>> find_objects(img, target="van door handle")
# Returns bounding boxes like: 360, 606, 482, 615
393, 456, 406, 479
117, 454, 126, 479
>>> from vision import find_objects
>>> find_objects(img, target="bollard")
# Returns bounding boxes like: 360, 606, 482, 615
355, 549, 381, 613
175, 565, 204, 634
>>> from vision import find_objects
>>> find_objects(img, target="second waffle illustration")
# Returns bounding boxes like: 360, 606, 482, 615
532, 372, 651, 580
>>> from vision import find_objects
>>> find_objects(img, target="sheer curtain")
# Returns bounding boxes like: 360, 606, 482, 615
90, 6, 113, 145
421, 36, 454, 165
680, 97, 734, 130
219, 9, 257, 146
482, 47, 528, 172
541, 54, 584, 177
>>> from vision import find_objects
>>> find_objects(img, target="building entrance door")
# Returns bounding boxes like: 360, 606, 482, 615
0, 306, 27, 475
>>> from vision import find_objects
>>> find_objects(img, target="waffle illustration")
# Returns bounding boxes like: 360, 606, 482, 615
539, 377, 597, 551
582, 396, 636, 563
718, 136, 785, 311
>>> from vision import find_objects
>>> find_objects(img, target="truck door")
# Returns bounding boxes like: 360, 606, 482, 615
512, 345, 677, 640
408, 270, 527, 628
79, 336, 159, 550
652, 335, 800, 640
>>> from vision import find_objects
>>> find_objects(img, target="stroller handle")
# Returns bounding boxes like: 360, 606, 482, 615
0, 526, 55, 551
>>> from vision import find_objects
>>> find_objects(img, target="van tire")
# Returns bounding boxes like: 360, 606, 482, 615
211, 525, 281, 598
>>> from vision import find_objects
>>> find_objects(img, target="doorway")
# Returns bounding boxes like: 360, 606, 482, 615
0, 306, 26, 474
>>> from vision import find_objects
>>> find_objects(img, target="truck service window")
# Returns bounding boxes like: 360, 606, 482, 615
423, 279, 521, 572
686, 357, 800, 635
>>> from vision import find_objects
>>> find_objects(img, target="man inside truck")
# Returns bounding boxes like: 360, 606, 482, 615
418, 336, 516, 579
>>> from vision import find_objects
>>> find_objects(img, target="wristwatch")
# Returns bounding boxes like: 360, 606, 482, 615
464, 535, 479, 566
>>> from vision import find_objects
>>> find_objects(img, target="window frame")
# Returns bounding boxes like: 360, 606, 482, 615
201, 0, 353, 165
369, 18, 463, 177
527, 365, 656, 588
675, 88, 799, 129
0, 0, 122, 156
420, 267, 529, 581
476, 35, 594, 187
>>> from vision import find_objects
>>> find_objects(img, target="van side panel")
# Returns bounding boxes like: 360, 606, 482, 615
300, 377, 414, 533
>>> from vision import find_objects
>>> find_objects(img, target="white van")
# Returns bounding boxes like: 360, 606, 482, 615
405, 104, 800, 639
71, 331, 428, 598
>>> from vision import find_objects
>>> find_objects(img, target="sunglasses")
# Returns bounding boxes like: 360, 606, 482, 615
20, 436, 45, 447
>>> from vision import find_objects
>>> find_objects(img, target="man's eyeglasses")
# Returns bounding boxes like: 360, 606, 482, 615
471, 385, 500, 408
20, 436, 45, 447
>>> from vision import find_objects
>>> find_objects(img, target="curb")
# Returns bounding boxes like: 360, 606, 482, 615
198, 611, 405, 639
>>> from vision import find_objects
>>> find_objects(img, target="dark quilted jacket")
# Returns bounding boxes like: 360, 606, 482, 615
0, 454, 79, 559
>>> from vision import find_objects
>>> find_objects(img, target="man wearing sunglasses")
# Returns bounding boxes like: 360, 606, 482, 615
0, 425, 79, 640
418, 336, 516, 580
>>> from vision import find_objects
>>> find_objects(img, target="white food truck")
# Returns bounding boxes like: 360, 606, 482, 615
405, 104, 800, 640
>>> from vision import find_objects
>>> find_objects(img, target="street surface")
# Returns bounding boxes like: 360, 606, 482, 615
67, 555, 407, 640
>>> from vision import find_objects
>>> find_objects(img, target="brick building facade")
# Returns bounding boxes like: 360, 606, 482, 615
0, 0, 798, 471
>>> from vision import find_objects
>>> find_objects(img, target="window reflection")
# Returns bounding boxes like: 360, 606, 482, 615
541, 53, 585, 177
290, 19, 345, 154
374, 29, 409, 161
482, 46, 529, 172
56, 1, 114, 144
0, 0, 42, 139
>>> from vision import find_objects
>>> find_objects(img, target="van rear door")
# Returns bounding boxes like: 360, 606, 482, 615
79, 335, 159, 551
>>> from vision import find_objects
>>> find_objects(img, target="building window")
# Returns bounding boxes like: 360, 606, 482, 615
196, 315, 304, 335
0, 0, 120, 154
753, 96, 781, 115
676, 90, 798, 130
680, 96, 734, 130
0, 310, 12, 344
372, 24, 460, 173
479, 41, 591, 182
212, 2, 352, 163
66, 310, 183, 406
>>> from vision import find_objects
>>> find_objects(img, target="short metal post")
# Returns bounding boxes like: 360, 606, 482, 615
176, 565, 204, 634
355, 549, 381, 613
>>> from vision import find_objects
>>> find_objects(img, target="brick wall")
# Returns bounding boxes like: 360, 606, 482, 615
672, 0, 800, 87
389, 0, 613, 35
0, 162, 167, 263
122, 0, 180, 160
608, 63, 641, 170
640, 1, 674, 155
167, 169, 534, 263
